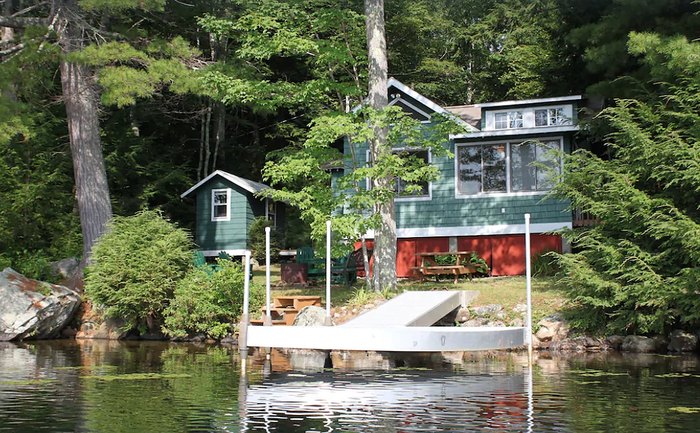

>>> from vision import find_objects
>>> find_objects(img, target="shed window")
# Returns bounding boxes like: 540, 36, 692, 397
211, 189, 231, 221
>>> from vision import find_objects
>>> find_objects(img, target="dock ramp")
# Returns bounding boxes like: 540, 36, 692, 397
245, 290, 525, 352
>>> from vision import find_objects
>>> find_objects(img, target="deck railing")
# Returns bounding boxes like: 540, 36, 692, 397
572, 209, 599, 227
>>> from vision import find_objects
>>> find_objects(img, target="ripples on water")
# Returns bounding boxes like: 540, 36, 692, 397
1, 340, 699, 432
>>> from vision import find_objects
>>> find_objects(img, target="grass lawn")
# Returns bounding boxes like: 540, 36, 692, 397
251, 264, 566, 322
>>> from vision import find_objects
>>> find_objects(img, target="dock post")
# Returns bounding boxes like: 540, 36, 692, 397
524, 213, 533, 361
239, 251, 251, 374
325, 220, 332, 325
264, 226, 271, 326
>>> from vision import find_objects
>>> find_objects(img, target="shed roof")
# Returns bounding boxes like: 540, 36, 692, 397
180, 170, 269, 198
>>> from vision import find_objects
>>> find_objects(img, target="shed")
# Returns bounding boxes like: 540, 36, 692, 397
181, 170, 284, 257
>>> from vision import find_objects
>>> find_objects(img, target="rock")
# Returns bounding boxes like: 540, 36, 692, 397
621, 335, 667, 353
513, 304, 527, 314
485, 320, 506, 327
461, 318, 489, 327
667, 330, 698, 352
283, 348, 331, 370
472, 304, 503, 317
75, 302, 129, 340
50, 258, 79, 280
455, 306, 470, 322
293, 306, 331, 326
606, 335, 625, 350
0, 268, 81, 341
220, 335, 237, 345
535, 316, 569, 342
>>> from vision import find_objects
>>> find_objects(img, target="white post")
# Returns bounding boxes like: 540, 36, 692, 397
264, 226, 271, 326
524, 213, 533, 360
239, 251, 251, 363
325, 220, 332, 325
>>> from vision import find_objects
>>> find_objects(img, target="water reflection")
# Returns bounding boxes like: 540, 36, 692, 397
1, 341, 700, 433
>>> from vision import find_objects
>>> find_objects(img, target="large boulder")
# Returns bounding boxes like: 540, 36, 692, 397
667, 330, 698, 353
0, 268, 81, 341
535, 315, 569, 342
293, 306, 331, 326
621, 335, 667, 353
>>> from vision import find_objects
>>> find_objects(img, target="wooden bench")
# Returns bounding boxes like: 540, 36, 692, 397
411, 264, 477, 284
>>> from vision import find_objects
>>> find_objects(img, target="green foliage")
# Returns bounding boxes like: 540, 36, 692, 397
468, 252, 490, 276
552, 34, 700, 335
248, 217, 284, 263
163, 259, 264, 339
79, 0, 166, 12
84, 210, 193, 331
533, 251, 560, 277
263, 106, 463, 256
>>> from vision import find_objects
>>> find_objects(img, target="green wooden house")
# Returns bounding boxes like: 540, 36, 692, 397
342, 78, 583, 276
181, 170, 283, 257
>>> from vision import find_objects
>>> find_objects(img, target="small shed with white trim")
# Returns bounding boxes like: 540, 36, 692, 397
181, 170, 284, 257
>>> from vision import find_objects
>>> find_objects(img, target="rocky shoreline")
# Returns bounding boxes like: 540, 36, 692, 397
2, 268, 699, 357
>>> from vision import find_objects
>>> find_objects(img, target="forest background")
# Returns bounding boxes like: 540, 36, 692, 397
0, 0, 698, 333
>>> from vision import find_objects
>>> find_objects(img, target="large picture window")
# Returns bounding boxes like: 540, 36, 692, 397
457, 138, 561, 196
457, 144, 507, 194
211, 189, 230, 221
511, 140, 560, 192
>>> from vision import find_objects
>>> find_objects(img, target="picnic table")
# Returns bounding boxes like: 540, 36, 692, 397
412, 251, 477, 283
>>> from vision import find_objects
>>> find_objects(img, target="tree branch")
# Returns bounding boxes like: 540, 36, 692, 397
12, 2, 49, 18
0, 15, 50, 29
0, 42, 24, 56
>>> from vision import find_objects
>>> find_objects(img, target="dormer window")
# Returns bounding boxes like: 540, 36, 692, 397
535, 108, 568, 126
494, 111, 523, 129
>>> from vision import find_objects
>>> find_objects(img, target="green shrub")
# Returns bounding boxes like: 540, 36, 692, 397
533, 251, 560, 277
248, 217, 283, 263
84, 210, 193, 332
163, 259, 264, 338
468, 252, 490, 275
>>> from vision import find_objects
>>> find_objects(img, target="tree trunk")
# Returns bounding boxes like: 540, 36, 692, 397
365, 0, 395, 291
57, 1, 112, 269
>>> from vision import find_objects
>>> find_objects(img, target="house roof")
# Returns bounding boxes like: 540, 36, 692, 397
474, 95, 583, 109
444, 105, 482, 129
351, 78, 478, 132
180, 170, 269, 198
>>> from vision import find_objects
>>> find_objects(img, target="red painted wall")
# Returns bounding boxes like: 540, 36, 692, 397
357, 234, 561, 278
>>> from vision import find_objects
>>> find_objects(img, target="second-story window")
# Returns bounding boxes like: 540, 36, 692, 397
494, 111, 523, 129
535, 108, 567, 126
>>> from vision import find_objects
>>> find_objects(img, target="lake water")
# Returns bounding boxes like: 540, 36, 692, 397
1, 340, 699, 432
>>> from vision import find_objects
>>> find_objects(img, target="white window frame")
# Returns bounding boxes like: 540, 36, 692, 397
535, 107, 568, 127
365, 148, 433, 202
493, 110, 523, 130
211, 188, 231, 222
454, 137, 563, 198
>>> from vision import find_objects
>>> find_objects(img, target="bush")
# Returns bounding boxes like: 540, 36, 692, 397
84, 210, 193, 332
468, 252, 490, 275
533, 251, 560, 277
163, 259, 265, 338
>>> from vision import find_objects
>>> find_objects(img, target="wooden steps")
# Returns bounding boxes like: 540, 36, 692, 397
250, 295, 322, 326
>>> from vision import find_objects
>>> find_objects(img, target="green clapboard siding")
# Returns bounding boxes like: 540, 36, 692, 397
195, 178, 264, 251
344, 133, 572, 231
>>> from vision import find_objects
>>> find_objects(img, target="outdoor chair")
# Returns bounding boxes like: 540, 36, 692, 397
295, 246, 325, 281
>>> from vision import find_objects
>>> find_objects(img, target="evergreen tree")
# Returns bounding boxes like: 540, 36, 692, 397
553, 33, 700, 334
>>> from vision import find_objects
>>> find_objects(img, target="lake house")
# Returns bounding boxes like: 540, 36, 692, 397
345, 79, 581, 276
181, 170, 283, 257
